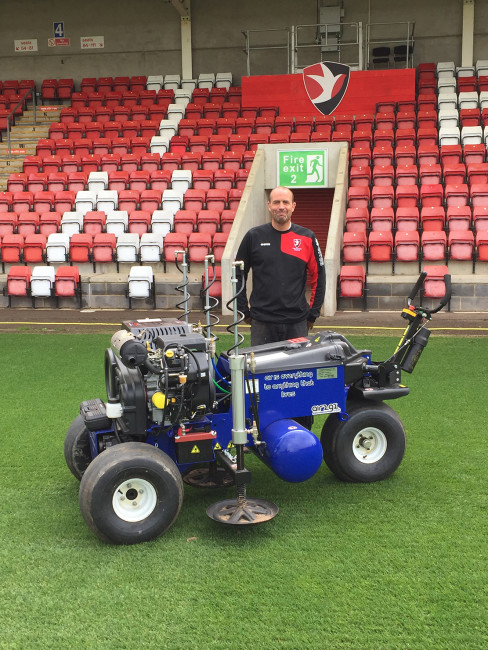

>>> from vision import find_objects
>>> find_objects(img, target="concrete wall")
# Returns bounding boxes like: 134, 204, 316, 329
0, 0, 485, 87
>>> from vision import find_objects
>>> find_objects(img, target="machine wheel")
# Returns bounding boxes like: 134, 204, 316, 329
64, 415, 92, 480
321, 400, 406, 483
79, 442, 184, 545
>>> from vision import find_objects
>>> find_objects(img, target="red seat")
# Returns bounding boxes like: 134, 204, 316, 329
394, 145, 417, 167
476, 231, 488, 261
180, 152, 202, 172
128, 170, 150, 191
67, 171, 88, 192
372, 145, 394, 167
374, 129, 394, 148
445, 184, 469, 207
212, 232, 228, 262
188, 232, 212, 262
33, 190, 55, 213
128, 210, 152, 235
448, 230, 475, 260
473, 206, 488, 232
370, 207, 394, 231
467, 163, 488, 185
160, 152, 182, 171
395, 164, 418, 186
274, 115, 293, 135
6, 265, 31, 303
349, 166, 371, 187
12, 191, 34, 213
440, 144, 463, 166
464, 143, 485, 165
421, 206, 445, 231
342, 231, 367, 263
368, 231, 393, 262
421, 231, 447, 262
0, 213, 18, 236
55, 266, 82, 306
422, 265, 450, 299
173, 210, 197, 234
222, 151, 242, 171
213, 169, 235, 190
345, 207, 369, 233
39, 212, 62, 236
163, 232, 188, 268
193, 169, 214, 191
201, 265, 222, 298
208, 188, 229, 213
446, 206, 472, 231
17, 211, 40, 236
419, 164, 442, 186
395, 230, 420, 263
372, 165, 394, 187
140, 152, 161, 172
183, 189, 206, 212
7, 173, 27, 193
149, 170, 172, 192
196, 210, 220, 236
395, 185, 419, 208
338, 265, 366, 302
81, 154, 102, 173
92, 233, 116, 265
395, 128, 417, 147
220, 209, 236, 233
47, 172, 68, 193
417, 143, 439, 166
420, 184, 444, 208
350, 147, 372, 168
139, 189, 162, 213
347, 186, 370, 209
396, 207, 420, 231
27, 172, 48, 193
443, 163, 466, 186
371, 186, 394, 209
84, 211, 106, 235
396, 111, 417, 130
208, 134, 229, 153
118, 190, 140, 214
69, 233, 93, 263
23, 233, 47, 263
61, 155, 82, 174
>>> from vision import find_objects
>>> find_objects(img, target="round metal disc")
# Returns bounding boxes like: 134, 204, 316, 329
206, 498, 279, 525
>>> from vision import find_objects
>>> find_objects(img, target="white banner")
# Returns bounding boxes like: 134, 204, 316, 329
81, 36, 104, 49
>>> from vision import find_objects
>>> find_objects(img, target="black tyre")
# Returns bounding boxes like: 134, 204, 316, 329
78, 442, 184, 545
321, 400, 406, 483
64, 414, 92, 480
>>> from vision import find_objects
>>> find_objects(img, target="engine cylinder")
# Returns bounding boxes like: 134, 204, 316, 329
257, 419, 323, 483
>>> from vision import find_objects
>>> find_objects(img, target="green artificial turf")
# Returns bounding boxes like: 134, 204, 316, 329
0, 332, 486, 649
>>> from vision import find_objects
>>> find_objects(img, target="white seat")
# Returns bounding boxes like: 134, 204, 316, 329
458, 92, 479, 110
476, 59, 488, 76
149, 135, 170, 155
438, 126, 461, 147
128, 265, 154, 300
437, 61, 455, 78
116, 233, 140, 263
146, 75, 164, 92
161, 190, 183, 216
437, 93, 458, 111
437, 77, 456, 94
456, 65, 475, 77
197, 73, 215, 90
163, 74, 181, 91
46, 233, 70, 262
31, 265, 55, 297
151, 210, 174, 236
75, 190, 97, 215
181, 79, 197, 92
166, 104, 185, 122
171, 169, 192, 194
87, 171, 109, 195
174, 89, 191, 107
461, 125, 483, 146
140, 233, 164, 262
479, 91, 488, 111
215, 72, 233, 89
96, 189, 118, 214
60, 211, 83, 235
438, 109, 459, 128
158, 119, 179, 138
106, 210, 128, 236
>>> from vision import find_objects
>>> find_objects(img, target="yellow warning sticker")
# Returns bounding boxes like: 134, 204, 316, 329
214, 443, 221, 450
191, 445, 200, 454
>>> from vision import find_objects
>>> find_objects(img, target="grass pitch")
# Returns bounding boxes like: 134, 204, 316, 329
0, 331, 486, 649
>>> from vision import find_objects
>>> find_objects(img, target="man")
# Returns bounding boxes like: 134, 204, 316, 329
236, 186, 326, 346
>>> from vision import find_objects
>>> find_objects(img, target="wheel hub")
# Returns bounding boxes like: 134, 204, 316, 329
112, 478, 158, 522
352, 427, 387, 463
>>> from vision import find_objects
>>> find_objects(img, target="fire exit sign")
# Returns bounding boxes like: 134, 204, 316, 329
277, 150, 328, 188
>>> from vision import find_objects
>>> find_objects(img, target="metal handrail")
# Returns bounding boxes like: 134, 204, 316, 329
6, 87, 37, 157
292, 22, 364, 72
242, 28, 291, 76
366, 21, 415, 69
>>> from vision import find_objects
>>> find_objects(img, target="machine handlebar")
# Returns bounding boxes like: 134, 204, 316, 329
407, 271, 452, 316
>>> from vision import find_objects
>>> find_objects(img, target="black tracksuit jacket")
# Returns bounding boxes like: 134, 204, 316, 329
236, 222, 326, 324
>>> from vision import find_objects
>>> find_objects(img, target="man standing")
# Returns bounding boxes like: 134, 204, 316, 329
236, 186, 326, 346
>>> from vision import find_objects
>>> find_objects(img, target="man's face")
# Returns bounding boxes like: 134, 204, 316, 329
267, 188, 296, 228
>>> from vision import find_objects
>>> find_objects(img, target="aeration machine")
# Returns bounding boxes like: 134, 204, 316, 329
64, 257, 451, 544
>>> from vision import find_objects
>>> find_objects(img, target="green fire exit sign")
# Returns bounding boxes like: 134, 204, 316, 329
277, 150, 328, 188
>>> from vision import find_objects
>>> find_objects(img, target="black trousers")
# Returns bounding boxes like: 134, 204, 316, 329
250, 319, 308, 346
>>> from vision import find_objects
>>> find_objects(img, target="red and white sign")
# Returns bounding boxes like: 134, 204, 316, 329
14, 39, 38, 53
81, 36, 104, 49
40, 106, 60, 112
48, 37, 70, 47
10, 149, 27, 155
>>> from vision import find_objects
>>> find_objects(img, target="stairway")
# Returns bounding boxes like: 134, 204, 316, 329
0, 106, 61, 189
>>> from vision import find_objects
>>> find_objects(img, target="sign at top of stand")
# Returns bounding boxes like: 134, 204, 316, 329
81, 36, 104, 49
277, 149, 328, 188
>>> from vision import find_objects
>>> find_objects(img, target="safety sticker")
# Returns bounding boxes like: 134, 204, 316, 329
191, 445, 200, 454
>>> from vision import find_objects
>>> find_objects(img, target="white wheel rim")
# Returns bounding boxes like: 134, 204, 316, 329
352, 427, 387, 464
112, 478, 158, 522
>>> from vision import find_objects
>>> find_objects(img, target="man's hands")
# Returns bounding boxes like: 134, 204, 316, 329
244, 317, 252, 325
307, 320, 314, 331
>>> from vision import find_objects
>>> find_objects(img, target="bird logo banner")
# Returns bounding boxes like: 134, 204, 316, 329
302, 61, 351, 115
